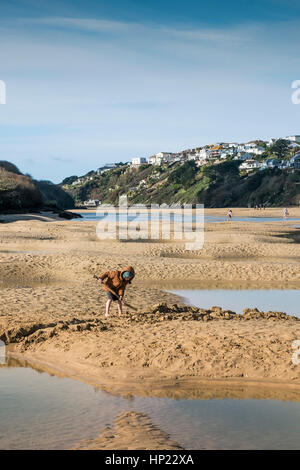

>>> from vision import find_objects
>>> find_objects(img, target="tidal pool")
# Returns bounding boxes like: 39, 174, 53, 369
77, 212, 300, 224
0, 358, 300, 450
168, 289, 300, 318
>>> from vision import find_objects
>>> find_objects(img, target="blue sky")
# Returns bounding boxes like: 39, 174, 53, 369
0, 0, 300, 182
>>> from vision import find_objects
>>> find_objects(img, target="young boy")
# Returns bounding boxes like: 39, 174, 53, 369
98, 266, 135, 317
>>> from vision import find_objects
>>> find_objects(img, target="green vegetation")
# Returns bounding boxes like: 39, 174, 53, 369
35, 180, 75, 209
0, 162, 42, 210
61, 175, 78, 186
0, 161, 75, 212
267, 139, 290, 160
61, 159, 300, 207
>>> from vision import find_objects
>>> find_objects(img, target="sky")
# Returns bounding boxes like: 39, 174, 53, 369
0, 0, 300, 182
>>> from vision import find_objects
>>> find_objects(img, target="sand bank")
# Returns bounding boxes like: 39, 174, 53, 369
0, 209, 300, 418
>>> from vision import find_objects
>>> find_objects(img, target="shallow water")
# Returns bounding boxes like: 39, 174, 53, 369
77, 211, 300, 224
168, 289, 300, 318
1, 358, 300, 450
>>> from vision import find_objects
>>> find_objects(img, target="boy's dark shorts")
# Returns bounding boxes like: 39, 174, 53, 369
106, 291, 119, 301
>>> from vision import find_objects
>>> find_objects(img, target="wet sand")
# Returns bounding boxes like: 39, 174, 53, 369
1, 208, 300, 448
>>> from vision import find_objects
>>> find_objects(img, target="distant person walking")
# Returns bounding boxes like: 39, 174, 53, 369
283, 207, 289, 219
227, 209, 233, 221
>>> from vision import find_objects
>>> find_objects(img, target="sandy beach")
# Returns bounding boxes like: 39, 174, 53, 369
1, 208, 300, 448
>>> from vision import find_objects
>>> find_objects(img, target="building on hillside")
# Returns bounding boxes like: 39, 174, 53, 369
219, 151, 230, 159
249, 146, 265, 155
209, 145, 223, 159
97, 163, 118, 175
199, 148, 211, 160
84, 199, 100, 207
148, 152, 178, 165
148, 155, 157, 165
187, 149, 204, 161
72, 179, 81, 185
261, 158, 281, 169
234, 152, 253, 161
131, 157, 147, 166
285, 135, 300, 143
237, 144, 246, 152
240, 143, 265, 155
288, 142, 300, 149
239, 160, 263, 171
279, 160, 289, 170
268, 138, 278, 146
172, 153, 185, 162
177, 152, 189, 161
199, 147, 220, 160
155, 152, 176, 161
290, 154, 300, 169
219, 147, 237, 159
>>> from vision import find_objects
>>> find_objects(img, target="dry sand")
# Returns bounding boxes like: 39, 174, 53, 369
1, 208, 300, 448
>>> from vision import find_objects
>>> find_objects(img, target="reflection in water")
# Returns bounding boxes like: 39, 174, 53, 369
4, 355, 300, 402
0, 355, 300, 450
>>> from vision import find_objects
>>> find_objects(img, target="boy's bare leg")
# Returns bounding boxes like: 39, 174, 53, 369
105, 299, 112, 317
117, 300, 123, 315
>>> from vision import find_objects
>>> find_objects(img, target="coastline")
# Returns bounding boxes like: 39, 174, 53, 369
7, 349, 300, 401
0, 209, 81, 223
1, 207, 300, 448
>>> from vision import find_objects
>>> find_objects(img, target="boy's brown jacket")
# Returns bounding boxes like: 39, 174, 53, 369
98, 266, 135, 297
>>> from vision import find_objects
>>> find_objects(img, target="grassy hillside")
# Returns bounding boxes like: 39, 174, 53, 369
35, 180, 75, 210
0, 161, 75, 212
0, 163, 43, 210
61, 160, 300, 207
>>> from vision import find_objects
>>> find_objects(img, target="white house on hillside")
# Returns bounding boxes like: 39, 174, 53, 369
228, 142, 238, 148
249, 146, 265, 155
239, 160, 263, 171
285, 135, 300, 143
199, 147, 222, 160
199, 148, 211, 160
234, 152, 253, 161
268, 138, 277, 146
131, 157, 147, 166
155, 152, 176, 161
84, 199, 100, 207
97, 163, 118, 175
148, 152, 178, 165
148, 156, 156, 164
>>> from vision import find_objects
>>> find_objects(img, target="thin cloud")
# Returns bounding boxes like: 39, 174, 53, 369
0, 15, 300, 182
11, 16, 260, 45
15, 16, 141, 34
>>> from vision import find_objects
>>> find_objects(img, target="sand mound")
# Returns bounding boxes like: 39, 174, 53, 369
1, 210, 300, 401
1, 304, 297, 347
